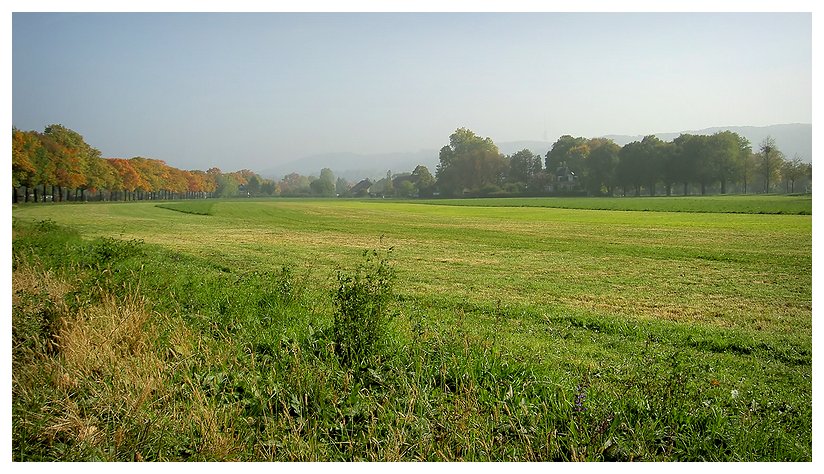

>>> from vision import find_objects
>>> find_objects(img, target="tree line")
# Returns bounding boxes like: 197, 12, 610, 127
429, 128, 811, 198
12, 124, 812, 203
11, 125, 343, 203
11, 124, 413, 202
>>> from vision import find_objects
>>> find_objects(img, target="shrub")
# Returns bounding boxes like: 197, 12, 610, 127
331, 248, 395, 367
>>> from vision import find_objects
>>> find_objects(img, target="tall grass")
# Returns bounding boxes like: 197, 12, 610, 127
11, 220, 811, 460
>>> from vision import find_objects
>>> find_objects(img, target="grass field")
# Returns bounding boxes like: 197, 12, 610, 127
11, 195, 812, 460
418, 194, 812, 214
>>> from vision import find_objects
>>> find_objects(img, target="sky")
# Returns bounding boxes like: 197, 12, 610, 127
9, 4, 814, 173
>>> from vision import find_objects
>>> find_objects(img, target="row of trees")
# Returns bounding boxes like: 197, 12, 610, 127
11, 125, 313, 203
432, 128, 811, 197
11, 124, 399, 202
12, 124, 812, 204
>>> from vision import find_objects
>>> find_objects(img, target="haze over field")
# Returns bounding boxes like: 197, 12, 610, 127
11, 10, 812, 174
263, 123, 812, 181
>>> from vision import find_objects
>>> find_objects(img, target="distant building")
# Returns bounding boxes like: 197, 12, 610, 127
349, 179, 372, 197
552, 164, 578, 191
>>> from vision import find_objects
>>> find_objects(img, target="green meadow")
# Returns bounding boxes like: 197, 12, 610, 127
11, 195, 812, 461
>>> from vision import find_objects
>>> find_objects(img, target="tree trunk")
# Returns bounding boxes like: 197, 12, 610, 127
13, 186, 18, 204
700, 182, 706, 195
665, 183, 672, 196
721, 179, 727, 195
23, 185, 28, 203
683, 182, 688, 195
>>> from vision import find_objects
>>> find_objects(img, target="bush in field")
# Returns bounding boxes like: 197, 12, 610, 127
331, 248, 395, 367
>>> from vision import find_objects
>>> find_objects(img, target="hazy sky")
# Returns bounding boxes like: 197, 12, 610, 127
11, 11, 812, 172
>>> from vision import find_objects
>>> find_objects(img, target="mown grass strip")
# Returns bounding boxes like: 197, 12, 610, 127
156, 201, 216, 215
415, 195, 812, 215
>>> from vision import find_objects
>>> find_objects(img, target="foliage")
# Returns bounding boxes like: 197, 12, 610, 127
411, 165, 436, 197
12, 123, 810, 204
310, 169, 336, 197
10, 125, 276, 202
436, 128, 508, 196
332, 248, 395, 367
758, 137, 783, 193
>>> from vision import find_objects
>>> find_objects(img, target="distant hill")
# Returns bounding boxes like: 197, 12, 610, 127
261, 123, 812, 181
261, 150, 440, 182
601, 123, 812, 163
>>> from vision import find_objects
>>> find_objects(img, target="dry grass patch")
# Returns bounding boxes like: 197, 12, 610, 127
12, 261, 248, 460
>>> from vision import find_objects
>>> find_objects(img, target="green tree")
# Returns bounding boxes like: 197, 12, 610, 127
42, 124, 98, 201
758, 137, 782, 193
310, 176, 336, 196
397, 179, 416, 198
781, 156, 806, 194
383, 171, 394, 196
617, 141, 645, 196
216, 174, 239, 198
707, 131, 745, 194
729, 134, 754, 194
310, 168, 336, 196
638, 135, 665, 196
436, 128, 507, 196
545, 135, 588, 172
280, 173, 311, 195
508, 149, 542, 185
411, 165, 435, 197
245, 175, 261, 196
85, 154, 119, 200
670, 134, 702, 195
585, 140, 620, 196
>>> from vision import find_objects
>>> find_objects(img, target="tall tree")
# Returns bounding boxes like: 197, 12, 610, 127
545, 135, 588, 173
585, 139, 620, 196
280, 172, 311, 195
639, 135, 666, 196
11, 129, 38, 202
509, 149, 542, 185
384, 170, 394, 196
109, 158, 147, 200
436, 128, 507, 196
244, 174, 260, 196
216, 174, 239, 198
616, 141, 645, 196
671, 134, 703, 195
310, 175, 336, 196
758, 137, 782, 193
411, 165, 435, 197
310, 168, 336, 196
708, 131, 745, 194
781, 156, 806, 194
85, 155, 119, 200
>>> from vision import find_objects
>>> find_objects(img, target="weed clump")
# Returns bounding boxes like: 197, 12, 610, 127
331, 248, 395, 367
